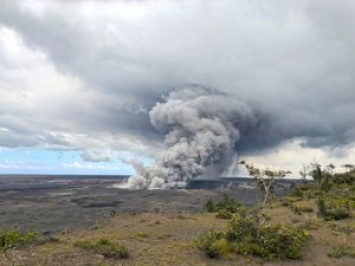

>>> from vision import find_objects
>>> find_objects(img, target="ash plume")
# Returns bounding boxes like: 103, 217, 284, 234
127, 86, 254, 189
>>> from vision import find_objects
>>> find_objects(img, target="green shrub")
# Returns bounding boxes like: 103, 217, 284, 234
328, 244, 355, 258
226, 216, 310, 259
300, 219, 321, 230
194, 231, 222, 258
74, 238, 128, 259
329, 223, 355, 235
216, 193, 242, 213
333, 174, 354, 186
291, 188, 305, 198
135, 232, 149, 238
110, 210, 117, 217
225, 215, 257, 242
204, 198, 216, 212
0, 227, 38, 251
92, 220, 102, 230
284, 196, 303, 203
291, 204, 314, 215
216, 209, 233, 220
289, 183, 317, 201
204, 193, 243, 214
317, 196, 351, 221
196, 215, 310, 260
280, 199, 292, 207
213, 238, 234, 257
255, 224, 310, 259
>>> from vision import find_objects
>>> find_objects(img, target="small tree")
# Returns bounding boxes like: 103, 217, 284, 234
239, 161, 291, 239
310, 163, 332, 192
327, 163, 336, 172
342, 164, 354, 173
299, 163, 310, 181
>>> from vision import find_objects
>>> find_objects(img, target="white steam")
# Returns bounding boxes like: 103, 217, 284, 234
128, 86, 254, 189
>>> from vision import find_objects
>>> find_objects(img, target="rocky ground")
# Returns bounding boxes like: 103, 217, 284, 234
0, 175, 261, 234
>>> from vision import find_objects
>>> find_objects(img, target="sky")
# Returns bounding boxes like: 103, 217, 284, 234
0, 0, 355, 175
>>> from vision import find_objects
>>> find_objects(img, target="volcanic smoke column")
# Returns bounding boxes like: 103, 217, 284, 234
128, 86, 254, 189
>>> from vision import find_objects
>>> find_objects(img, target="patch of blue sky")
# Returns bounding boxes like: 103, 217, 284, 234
0, 148, 140, 175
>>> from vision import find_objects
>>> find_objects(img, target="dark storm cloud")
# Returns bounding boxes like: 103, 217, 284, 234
0, 0, 355, 160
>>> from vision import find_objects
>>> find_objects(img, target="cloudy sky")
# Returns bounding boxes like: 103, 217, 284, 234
0, 0, 354, 175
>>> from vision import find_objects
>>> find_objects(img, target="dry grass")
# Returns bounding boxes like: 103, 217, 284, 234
0, 200, 354, 266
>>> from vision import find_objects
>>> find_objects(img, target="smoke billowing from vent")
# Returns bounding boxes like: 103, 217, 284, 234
127, 86, 254, 189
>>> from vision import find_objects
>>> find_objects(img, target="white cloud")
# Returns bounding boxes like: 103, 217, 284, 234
61, 161, 120, 170
0, 25, 155, 155
242, 139, 355, 175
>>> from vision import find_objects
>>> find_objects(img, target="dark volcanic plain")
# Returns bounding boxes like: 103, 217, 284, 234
0, 175, 261, 234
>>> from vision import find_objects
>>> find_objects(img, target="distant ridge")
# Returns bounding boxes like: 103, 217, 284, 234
187, 176, 312, 189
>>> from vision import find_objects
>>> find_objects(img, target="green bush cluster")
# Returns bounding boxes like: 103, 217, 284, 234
290, 184, 317, 200
284, 196, 304, 203
228, 215, 310, 259
195, 214, 310, 260
300, 219, 321, 230
329, 223, 355, 235
217, 194, 242, 212
312, 165, 355, 191
291, 204, 314, 215
135, 232, 149, 238
204, 193, 244, 219
74, 238, 128, 259
109, 210, 117, 217
194, 231, 223, 258
216, 209, 233, 219
332, 173, 354, 186
280, 196, 312, 211
204, 198, 216, 212
317, 195, 351, 221
328, 244, 355, 258
0, 227, 38, 252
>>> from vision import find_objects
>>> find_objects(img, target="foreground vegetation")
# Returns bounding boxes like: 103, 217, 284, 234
0, 165, 354, 265
197, 193, 311, 260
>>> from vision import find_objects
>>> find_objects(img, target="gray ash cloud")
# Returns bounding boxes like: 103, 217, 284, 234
128, 86, 255, 188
